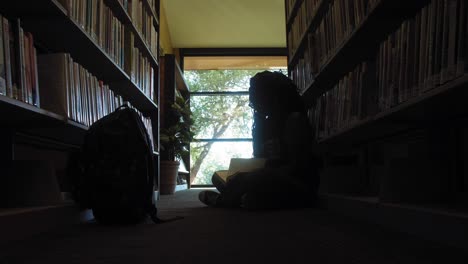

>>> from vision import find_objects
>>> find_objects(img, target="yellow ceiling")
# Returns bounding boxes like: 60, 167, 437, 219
161, 0, 286, 48
184, 56, 287, 70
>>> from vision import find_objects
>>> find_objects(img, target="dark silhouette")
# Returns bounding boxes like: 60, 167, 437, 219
199, 71, 320, 209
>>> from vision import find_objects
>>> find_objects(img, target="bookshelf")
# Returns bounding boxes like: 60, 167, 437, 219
0, 0, 160, 231
286, 0, 468, 248
160, 54, 191, 189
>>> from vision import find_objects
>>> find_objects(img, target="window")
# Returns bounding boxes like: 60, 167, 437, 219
182, 49, 287, 185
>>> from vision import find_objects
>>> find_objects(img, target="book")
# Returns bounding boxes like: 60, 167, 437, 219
213, 158, 267, 183
8, 18, 19, 100
37, 53, 70, 117
2, 17, 12, 98
446, 0, 459, 81
0, 15, 6, 95
456, 0, 467, 76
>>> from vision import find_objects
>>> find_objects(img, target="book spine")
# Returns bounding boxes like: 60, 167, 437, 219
411, 11, 421, 96
425, 1, 436, 91
2, 17, 12, 98
432, 0, 444, 88
66, 54, 73, 119
17, 20, 26, 103
440, 0, 450, 84
446, 0, 459, 81
0, 15, 6, 96
23, 33, 31, 105
405, 17, 415, 101
418, 5, 428, 93
456, 0, 467, 76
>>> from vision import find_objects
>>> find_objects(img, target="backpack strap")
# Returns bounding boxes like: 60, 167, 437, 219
146, 203, 184, 224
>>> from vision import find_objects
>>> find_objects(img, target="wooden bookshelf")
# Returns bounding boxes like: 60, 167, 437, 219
287, 0, 468, 248
5, 3, 157, 114
0, 95, 87, 146
0, 95, 65, 126
288, 0, 330, 67
104, 0, 159, 68
316, 65, 468, 149
297, 0, 428, 104
160, 54, 191, 188
160, 54, 190, 129
286, 0, 304, 30
0, 0, 160, 219
142, 0, 160, 27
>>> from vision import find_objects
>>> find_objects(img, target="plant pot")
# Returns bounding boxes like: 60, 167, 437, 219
159, 160, 180, 195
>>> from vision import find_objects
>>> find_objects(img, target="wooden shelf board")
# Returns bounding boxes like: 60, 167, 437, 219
374, 74, 468, 122
0, 0, 67, 18
175, 58, 190, 93
288, 0, 330, 66
286, 0, 304, 30
318, 74, 468, 148
142, 0, 160, 27
300, 0, 429, 104
111, 80, 158, 115
104, 0, 159, 68
0, 96, 88, 146
66, 119, 89, 131
18, 122, 87, 147
0, 95, 65, 127
1, 0, 157, 115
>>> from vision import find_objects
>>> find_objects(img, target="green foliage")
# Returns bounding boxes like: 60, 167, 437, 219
160, 93, 196, 160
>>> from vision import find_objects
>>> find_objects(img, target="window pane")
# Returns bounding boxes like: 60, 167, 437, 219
191, 94, 252, 139
186, 69, 265, 92
190, 141, 253, 185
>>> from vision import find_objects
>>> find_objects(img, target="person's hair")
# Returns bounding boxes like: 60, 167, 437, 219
249, 71, 306, 158
249, 71, 305, 115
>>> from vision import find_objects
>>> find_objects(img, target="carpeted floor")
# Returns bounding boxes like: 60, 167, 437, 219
1, 189, 467, 264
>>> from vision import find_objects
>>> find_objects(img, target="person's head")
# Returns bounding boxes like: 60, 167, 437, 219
249, 71, 304, 116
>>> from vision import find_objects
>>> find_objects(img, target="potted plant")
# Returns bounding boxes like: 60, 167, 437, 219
159, 93, 195, 194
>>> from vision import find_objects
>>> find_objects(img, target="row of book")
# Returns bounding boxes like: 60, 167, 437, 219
38, 53, 123, 127
127, 0, 159, 57
58, 0, 126, 68
289, 0, 378, 92
306, 0, 468, 140
129, 102, 155, 151
377, 0, 468, 111
285, 0, 297, 21
146, 0, 158, 13
57, 0, 156, 100
0, 15, 40, 107
36, 52, 155, 148
310, 61, 377, 139
284, 0, 302, 21
287, 0, 322, 57
125, 33, 156, 101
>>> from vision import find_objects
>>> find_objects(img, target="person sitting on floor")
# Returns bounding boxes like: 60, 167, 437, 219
198, 71, 321, 209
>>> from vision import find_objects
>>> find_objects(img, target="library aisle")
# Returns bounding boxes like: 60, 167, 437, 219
1, 189, 467, 264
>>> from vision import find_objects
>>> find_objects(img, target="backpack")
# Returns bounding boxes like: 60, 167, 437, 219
71, 105, 160, 224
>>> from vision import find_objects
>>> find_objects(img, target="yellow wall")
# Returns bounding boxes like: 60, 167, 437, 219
159, 0, 173, 55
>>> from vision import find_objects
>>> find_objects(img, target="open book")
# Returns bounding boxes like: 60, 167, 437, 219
213, 158, 267, 183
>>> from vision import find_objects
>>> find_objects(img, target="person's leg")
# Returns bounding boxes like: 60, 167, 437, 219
198, 189, 220, 206
212, 172, 227, 193
199, 172, 228, 207
240, 167, 316, 209
199, 171, 249, 207
216, 172, 251, 207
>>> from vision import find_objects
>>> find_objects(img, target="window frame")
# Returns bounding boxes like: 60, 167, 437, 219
181, 48, 287, 187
